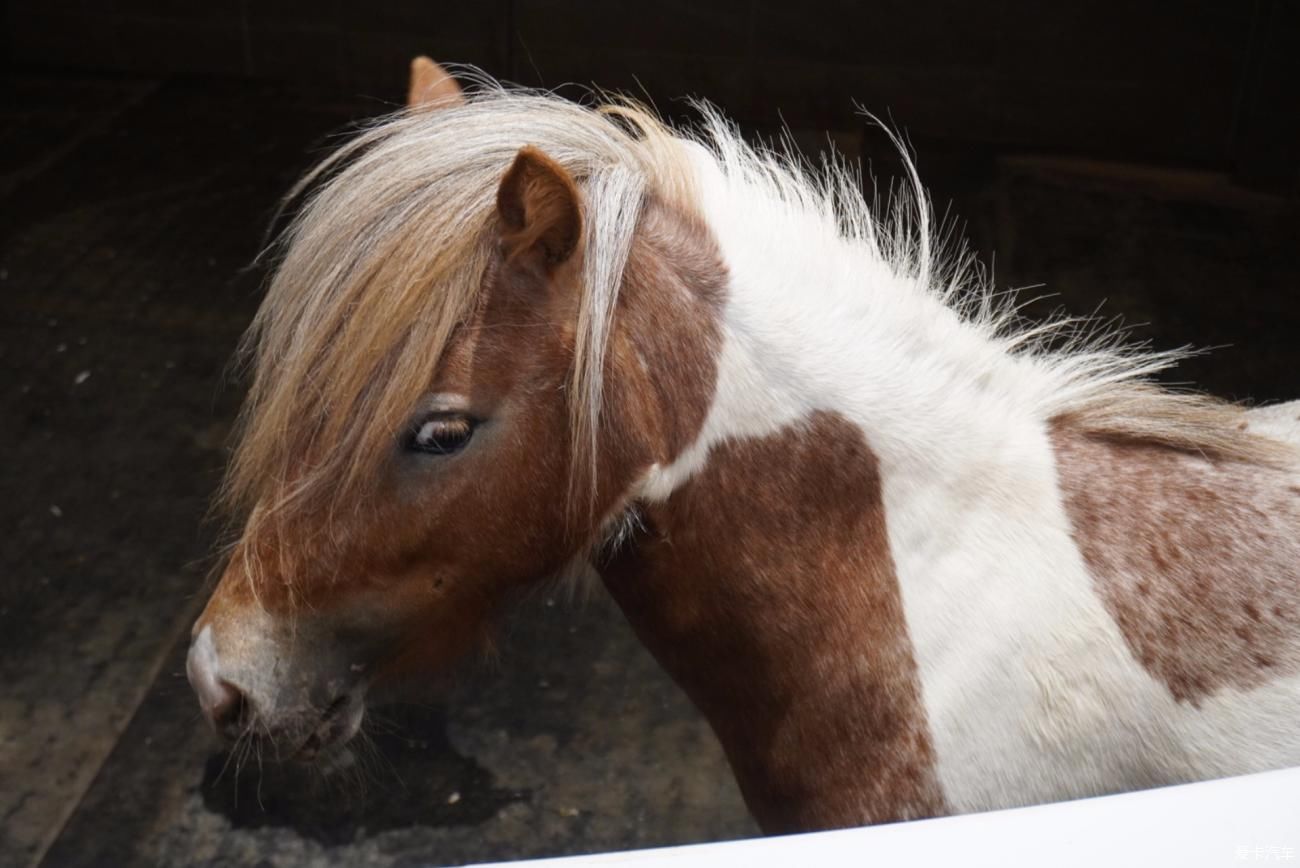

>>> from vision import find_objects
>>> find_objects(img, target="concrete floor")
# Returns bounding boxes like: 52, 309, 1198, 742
1, 73, 1297, 868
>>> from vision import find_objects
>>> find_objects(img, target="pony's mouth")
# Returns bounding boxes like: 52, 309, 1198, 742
293, 694, 365, 761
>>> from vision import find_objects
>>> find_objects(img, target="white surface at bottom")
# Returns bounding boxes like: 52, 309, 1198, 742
466, 766, 1300, 867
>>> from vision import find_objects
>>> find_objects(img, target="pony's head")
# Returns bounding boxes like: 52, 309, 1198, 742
186, 63, 725, 757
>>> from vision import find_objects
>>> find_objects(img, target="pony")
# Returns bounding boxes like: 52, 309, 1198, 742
187, 58, 1300, 834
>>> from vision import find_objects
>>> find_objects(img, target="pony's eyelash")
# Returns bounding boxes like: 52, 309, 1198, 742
406, 413, 476, 455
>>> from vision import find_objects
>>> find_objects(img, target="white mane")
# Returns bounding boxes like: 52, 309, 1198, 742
675, 103, 1286, 466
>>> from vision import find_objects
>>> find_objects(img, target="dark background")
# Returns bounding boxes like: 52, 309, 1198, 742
2, 3, 1297, 868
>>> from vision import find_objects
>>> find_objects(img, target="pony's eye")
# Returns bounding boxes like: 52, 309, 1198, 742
406, 414, 476, 455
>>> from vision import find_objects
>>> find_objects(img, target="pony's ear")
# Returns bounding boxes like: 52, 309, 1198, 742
407, 56, 465, 109
496, 146, 583, 268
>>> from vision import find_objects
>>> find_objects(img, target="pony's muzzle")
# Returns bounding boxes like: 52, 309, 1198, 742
185, 616, 370, 757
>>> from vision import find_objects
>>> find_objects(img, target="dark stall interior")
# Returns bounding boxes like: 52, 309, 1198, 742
2, 3, 1297, 867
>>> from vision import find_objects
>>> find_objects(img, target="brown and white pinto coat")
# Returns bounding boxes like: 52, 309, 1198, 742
188, 61, 1300, 833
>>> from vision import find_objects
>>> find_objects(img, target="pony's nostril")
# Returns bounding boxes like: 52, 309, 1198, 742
208, 679, 249, 737
187, 624, 251, 738
323, 694, 350, 719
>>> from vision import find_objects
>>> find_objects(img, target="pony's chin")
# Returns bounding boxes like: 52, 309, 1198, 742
293, 696, 365, 762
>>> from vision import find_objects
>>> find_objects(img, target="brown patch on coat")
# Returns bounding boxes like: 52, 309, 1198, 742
602, 412, 948, 833
1053, 427, 1300, 704
603, 199, 726, 462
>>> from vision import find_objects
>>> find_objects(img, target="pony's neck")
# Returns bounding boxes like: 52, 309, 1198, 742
638, 150, 1058, 502
600, 410, 948, 832
601, 153, 1072, 830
